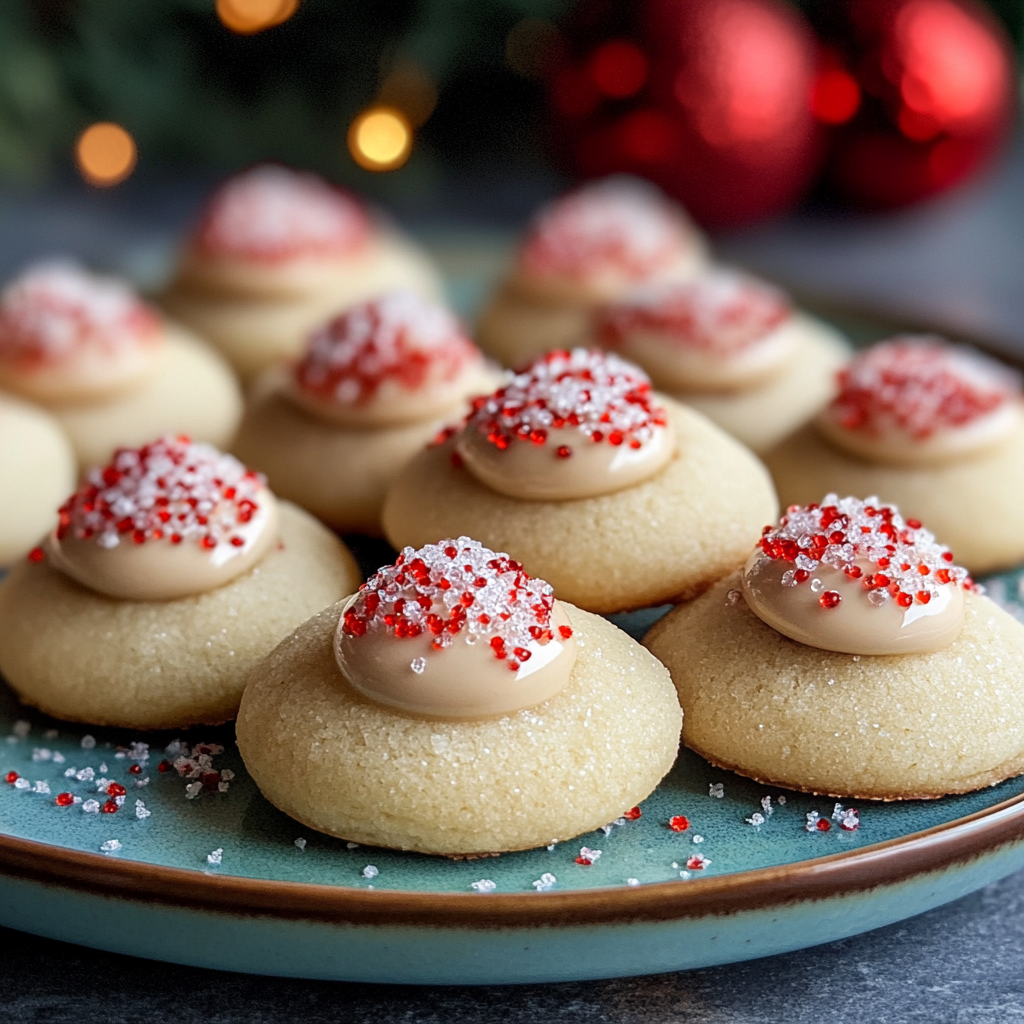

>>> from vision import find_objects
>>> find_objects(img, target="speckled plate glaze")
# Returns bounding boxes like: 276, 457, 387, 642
4, 291, 1024, 984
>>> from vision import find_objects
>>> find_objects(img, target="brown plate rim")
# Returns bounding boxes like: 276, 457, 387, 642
3, 786, 1024, 929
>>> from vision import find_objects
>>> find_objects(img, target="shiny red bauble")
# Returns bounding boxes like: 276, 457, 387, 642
814, 0, 1016, 209
547, 0, 823, 228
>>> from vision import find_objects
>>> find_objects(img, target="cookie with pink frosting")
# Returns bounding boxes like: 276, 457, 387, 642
383, 348, 777, 613
232, 291, 500, 534
237, 537, 681, 855
0, 436, 360, 729
0, 261, 242, 471
477, 177, 707, 367
592, 266, 850, 453
645, 495, 1024, 800
161, 165, 443, 380
763, 336, 1024, 573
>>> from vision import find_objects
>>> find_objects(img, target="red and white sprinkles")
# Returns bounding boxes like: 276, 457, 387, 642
596, 270, 790, 353
0, 262, 159, 365
757, 494, 972, 611
465, 349, 667, 458
829, 337, 1020, 440
342, 538, 572, 672
519, 179, 687, 282
194, 165, 370, 262
55, 436, 266, 552
294, 292, 477, 406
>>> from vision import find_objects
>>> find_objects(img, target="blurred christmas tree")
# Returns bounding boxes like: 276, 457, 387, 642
0, 0, 570, 191
0, 0, 1019, 196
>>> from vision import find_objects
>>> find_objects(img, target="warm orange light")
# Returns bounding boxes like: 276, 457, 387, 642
348, 108, 412, 171
216, 0, 298, 35
75, 122, 137, 187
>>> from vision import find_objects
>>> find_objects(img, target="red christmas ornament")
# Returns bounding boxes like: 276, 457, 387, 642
547, 0, 824, 228
813, 0, 1016, 209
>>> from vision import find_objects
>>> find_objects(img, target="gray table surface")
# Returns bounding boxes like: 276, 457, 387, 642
3, 143, 1024, 1019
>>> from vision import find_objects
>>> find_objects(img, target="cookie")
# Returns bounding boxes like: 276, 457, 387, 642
0, 261, 242, 471
764, 337, 1024, 573
161, 165, 442, 380
593, 267, 850, 453
477, 177, 706, 367
0, 438, 360, 728
0, 393, 75, 566
383, 349, 778, 613
645, 496, 1024, 800
237, 538, 681, 855
232, 292, 499, 534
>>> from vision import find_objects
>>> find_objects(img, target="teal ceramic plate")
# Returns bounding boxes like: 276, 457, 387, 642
4, 558, 1024, 984
4, 286, 1024, 984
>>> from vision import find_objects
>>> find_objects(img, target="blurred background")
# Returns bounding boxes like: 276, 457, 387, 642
1, 0, 1024, 341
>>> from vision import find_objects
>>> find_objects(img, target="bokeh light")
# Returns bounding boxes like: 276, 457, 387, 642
812, 69, 861, 125
75, 122, 137, 187
216, 0, 298, 35
348, 107, 412, 171
588, 40, 648, 99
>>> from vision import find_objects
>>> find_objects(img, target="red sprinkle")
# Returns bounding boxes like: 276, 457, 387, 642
56, 436, 266, 555
828, 336, 1019, 440
668, 815, 690, 832
194, 164, 370, 263
55, 792, 75, 807
101, 799, 119, 814
623, 806, 642, 821
293, 292, 479, 408
464, 349, 667, 458
519, 178, 690, 284
597, 268, 790, 355
342, 539, 569, 673
5, 771, 18, 785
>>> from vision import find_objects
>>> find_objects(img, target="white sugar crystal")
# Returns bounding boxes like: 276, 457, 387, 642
362, 865, 379, 879
206, 848, 223, 866
532, 873, 557, 891
470, 879, 497, 892
294, 838, 307, 850
134, 800, 151, 820
82, 799, 100, 813
80, 735, 96, 749
99, 839, 122, 853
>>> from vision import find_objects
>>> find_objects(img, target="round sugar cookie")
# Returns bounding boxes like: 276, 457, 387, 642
763, 419, 1024, 575
645, 574, 1024, 800
52, 323, 242, 471
383, 399, 778, 613
232, 388, 457, 535
668, 314, 849, 454
476, 284, 593, 367
0, 502, 360, 729
0, 393, 75, 566
163, 234, 443, 381
237, 601, 682, 855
